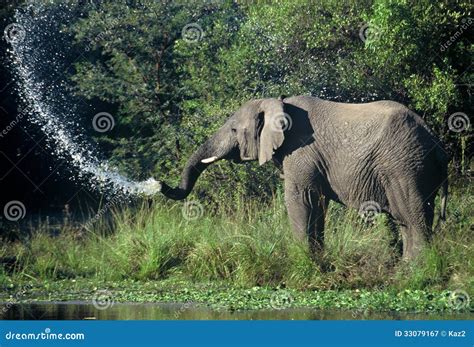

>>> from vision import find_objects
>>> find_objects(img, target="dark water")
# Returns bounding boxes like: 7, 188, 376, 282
2, 302, 473, 320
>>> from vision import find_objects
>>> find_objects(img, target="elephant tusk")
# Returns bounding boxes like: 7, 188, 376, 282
201, 156, 218, 164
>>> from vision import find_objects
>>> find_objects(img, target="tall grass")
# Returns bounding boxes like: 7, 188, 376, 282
1, 184, 472, 292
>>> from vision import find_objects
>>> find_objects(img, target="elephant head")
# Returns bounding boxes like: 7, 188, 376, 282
158, 97, 289, 200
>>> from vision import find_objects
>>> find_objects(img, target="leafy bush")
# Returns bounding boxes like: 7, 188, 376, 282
65, 0, 472, 205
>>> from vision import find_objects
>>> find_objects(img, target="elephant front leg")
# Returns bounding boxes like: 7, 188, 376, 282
284, 181, 327, 255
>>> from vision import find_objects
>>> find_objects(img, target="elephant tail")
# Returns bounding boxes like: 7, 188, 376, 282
439, 178, 448, 221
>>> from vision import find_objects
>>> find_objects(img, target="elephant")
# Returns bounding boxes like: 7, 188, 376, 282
157, 95, 448, 261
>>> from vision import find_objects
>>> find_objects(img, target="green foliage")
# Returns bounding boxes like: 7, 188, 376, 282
1, 184, 472, 312
404, 66, 458, 128
70, 0, 237, 177
0, 278, 466, 314
3, 184, 473, 295
66, 0, 471, 204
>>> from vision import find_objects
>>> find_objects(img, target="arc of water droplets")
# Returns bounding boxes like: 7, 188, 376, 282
7, 2, 379, 201
8, 4, 161, 198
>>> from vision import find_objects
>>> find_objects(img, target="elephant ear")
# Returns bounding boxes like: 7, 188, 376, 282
258, 98, 287, 166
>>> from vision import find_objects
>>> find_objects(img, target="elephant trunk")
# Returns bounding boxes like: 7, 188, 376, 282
159, 128, 232, 200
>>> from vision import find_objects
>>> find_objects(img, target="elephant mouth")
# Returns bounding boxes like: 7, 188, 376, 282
240, 147, 258, 162
226, 147, 244, 163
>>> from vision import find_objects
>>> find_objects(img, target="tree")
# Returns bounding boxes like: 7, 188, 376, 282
69, 0, 472, 204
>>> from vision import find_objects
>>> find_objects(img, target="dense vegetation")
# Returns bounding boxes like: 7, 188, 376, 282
0, 182, 472, 311
67, 0, 472, 203
0, 0, 472, 312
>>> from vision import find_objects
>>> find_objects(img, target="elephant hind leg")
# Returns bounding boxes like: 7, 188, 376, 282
401, 192, 437, 260
396, 203, 435, 261
387, 183, 433, 261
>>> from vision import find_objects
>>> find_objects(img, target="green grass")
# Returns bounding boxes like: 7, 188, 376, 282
0, 182, 472, 311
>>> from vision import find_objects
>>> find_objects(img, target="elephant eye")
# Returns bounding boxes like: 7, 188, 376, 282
231, 128, 237, 133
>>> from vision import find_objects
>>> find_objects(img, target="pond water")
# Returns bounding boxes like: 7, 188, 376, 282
2, 302, 473, 320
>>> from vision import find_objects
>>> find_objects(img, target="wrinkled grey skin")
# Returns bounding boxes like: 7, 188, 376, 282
159, 96, 448, 261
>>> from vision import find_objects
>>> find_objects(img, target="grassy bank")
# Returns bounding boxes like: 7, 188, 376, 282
1, 183, 472, 312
